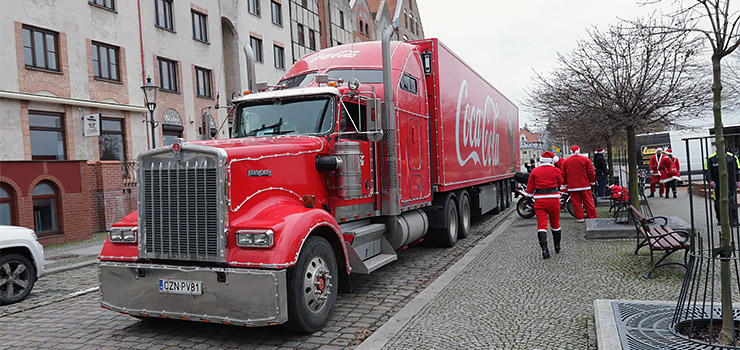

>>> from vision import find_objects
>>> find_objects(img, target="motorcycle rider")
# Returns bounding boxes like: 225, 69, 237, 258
525, 151, 564, 259
561, 145, 598, 222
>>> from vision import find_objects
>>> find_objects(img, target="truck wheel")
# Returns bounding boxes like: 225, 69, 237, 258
285, 236, 338, 333
503, 181, 512, 208
457, 191, 472, 239
0, 254, 36, 305
436, 199, 459, 247
491, 183, 503, 214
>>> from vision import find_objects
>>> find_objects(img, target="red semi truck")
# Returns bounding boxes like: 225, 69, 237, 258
99, 34, 519, 333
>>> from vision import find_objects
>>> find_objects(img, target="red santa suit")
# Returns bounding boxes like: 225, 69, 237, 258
526, 156, 564, 233
649, 148, 664, 195
659, 153, 681, 183
561, 145, 598, 221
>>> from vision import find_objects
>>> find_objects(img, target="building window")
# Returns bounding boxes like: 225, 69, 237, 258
359, 20, 364, 35
162, 108, 183, 145
22, 25, 59, 72
99, 117, 125, 161
89, 0, 115, 10
308, 29, 316, 50
155, 0, 174, 31
248, 0, 260, 16
271, 1, 282, 26
0, 184, 15, 226
339, 10, 344, 29
274, 45, 285, 69
157, 57, 178, 92
33, 182, 60, 236
365, 23, 370, 37
92, 42, 120, 81
191, 10, 208, 43
297, 24, 305, 46
301, 0, 307, 7
250, 36, 263, 63
29, 112, 65, 160
195, 66, 212, 98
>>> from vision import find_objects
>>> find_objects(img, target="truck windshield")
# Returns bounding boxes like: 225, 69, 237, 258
234, 97, 334, 137
279, 72, 317, 88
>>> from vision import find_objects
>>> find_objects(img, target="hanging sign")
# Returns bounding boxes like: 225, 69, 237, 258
83, 113, 101, 137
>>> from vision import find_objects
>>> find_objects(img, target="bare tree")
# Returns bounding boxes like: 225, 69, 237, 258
648, 0, 740, 344
527, 18, 707, 209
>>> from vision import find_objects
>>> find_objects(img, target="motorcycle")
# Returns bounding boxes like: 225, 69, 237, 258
514, 172, 597, 219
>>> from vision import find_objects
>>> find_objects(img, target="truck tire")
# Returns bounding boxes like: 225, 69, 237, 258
503, 181, 512, 208
284, 236, 338, 333
434, 197, 459, 247
0, 254, 36, 305
491, 182, 503, 214
456, 190, 471, 239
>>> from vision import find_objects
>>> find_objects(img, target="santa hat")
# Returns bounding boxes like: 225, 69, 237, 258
655, 147, 663, 152
664, 148, 673, 155
595, 148, 605, 154
540, 151, 555, 163
570, 145, 580, 154
553, 155, 560, 163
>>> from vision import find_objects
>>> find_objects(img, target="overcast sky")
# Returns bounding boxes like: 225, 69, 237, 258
415, 0, 730, 129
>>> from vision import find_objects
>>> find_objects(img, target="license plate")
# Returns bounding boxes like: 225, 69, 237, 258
158, 279, 202, 295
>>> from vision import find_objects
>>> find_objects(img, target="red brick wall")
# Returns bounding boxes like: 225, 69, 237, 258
0, 160, 131, 246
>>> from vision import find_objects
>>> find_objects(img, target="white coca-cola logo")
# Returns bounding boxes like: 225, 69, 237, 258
455, 80, 501, 167
308, 50, 360, 64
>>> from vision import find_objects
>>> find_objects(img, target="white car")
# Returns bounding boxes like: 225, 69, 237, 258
0, 225, 44, 305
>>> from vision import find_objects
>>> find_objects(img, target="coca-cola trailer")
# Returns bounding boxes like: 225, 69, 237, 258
99, 30, 519, 333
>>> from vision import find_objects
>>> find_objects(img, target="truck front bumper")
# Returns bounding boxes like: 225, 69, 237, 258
99, 261, 288, 327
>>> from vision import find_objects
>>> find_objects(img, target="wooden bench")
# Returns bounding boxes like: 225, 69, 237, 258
628, 205, 691, 278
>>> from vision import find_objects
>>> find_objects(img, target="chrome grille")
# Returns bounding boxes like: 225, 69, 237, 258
138, 146, 227, 262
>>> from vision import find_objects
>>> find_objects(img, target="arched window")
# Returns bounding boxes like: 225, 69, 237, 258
0, 183, 15, 226
33, 182, 60, 235
359, 20, 364, 34
365, 23, 370, 37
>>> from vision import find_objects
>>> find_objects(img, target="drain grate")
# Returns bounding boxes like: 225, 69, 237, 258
612, 302, 738, 349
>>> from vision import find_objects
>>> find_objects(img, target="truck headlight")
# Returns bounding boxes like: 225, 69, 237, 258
109, 228, 137, 243
236, 229, 274, 248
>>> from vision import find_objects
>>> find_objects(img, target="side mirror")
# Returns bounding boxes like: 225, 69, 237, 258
365, 98, 383, 142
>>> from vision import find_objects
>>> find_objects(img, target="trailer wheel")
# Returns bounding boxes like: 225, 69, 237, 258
456, 191, 471, 239
491, 182, 503, 214
0, 254, 36, 305
284, 236, 338, 333
433, 197, 458, 247
503, 181, 512, 208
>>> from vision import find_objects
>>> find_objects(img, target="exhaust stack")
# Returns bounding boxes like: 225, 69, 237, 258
380, 23, 400, 216
243, 46, 256, 90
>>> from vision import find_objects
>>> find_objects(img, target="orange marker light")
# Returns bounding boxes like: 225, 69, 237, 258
328, 82, 337, 87
302, 195, 315, 208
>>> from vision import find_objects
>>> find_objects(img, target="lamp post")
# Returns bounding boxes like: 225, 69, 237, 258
141, 76, 159, 149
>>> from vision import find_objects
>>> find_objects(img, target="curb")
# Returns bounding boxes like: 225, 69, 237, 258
44, 259, 98, 276
356, 208, 516, 350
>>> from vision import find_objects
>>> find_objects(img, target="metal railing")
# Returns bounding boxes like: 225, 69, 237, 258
122, 161, 137, 188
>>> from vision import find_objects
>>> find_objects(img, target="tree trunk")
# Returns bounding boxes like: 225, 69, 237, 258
711, 54, 735, 346
607, 140, 614, 185
627, 127, 639, 209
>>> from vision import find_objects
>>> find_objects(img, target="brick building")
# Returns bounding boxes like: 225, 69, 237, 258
0, 0, 425, 246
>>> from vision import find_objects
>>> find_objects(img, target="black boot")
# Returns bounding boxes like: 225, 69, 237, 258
648, 192, 655, 198
552, 229, 562, 254
538, 231, 550, 259
673, 191, 677, 198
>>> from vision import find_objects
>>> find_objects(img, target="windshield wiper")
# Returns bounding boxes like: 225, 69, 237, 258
248, 117, 283, 136
265, 129, 296, 135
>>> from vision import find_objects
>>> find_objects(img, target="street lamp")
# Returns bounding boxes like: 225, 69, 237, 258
141, 76, 159, 149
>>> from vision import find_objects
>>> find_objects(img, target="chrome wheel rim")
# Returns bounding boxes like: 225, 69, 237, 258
303, 256, 332, 313
0, 260, 30, 299
461, 197, 471, 233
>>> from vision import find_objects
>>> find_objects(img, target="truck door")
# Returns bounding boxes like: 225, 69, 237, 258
397, 70, 431, 206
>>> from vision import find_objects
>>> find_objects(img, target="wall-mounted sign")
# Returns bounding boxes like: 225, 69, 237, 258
162, 108, 183, 126
83, 113, 101, 137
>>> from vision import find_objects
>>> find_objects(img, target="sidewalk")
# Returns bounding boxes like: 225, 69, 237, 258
42, 232, 106, 275
357, 187, 696, 349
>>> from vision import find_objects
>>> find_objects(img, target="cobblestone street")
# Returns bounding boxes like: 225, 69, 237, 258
0, 208, 513, 349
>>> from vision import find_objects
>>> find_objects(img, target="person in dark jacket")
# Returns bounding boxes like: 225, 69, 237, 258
593, 148, 608, 197
705, 149, 740, 226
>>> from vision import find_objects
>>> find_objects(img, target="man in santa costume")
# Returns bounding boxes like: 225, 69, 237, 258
561, 145, 598, 222
648, 147, 664, 198
659, 148, 681, 198
525, 151, 564, 259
